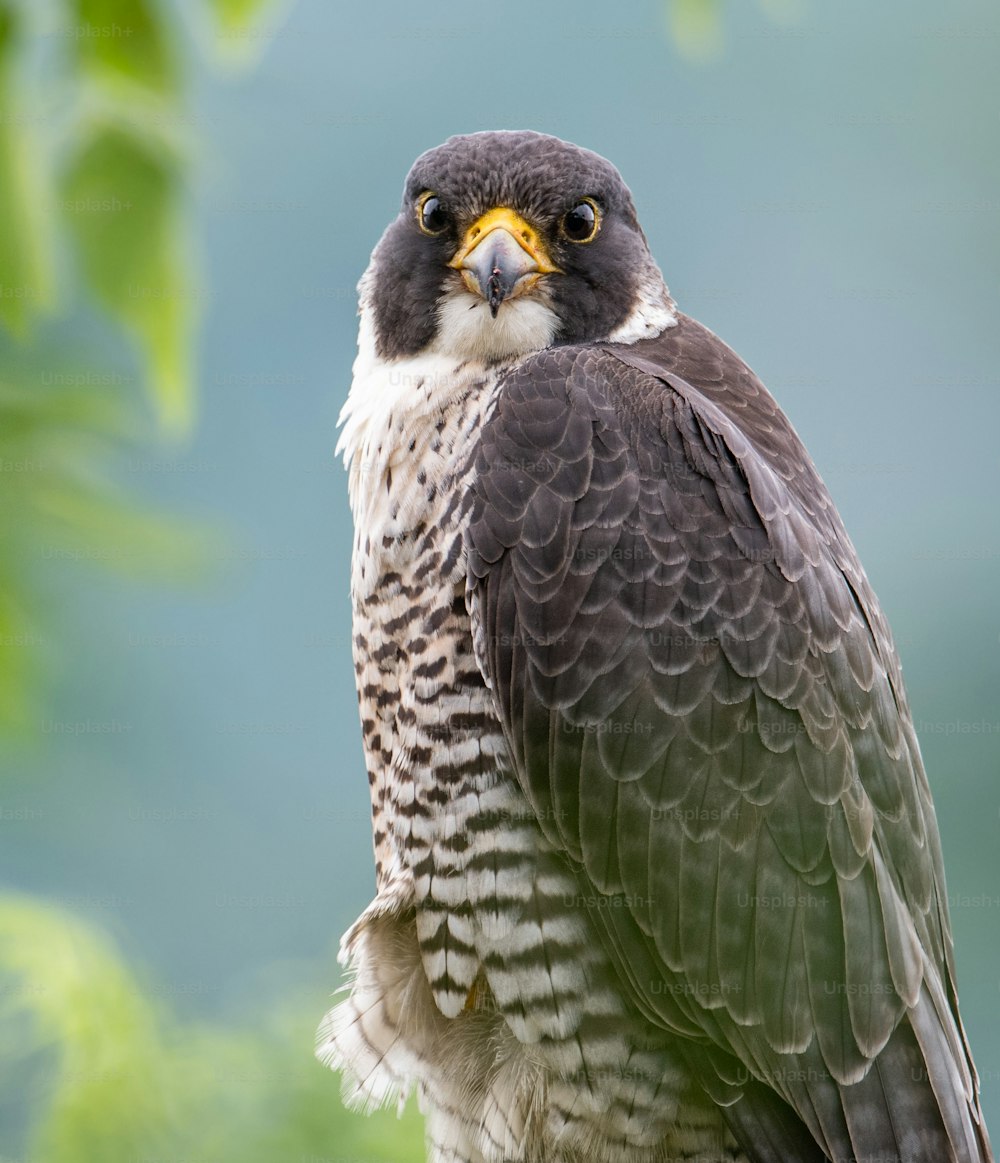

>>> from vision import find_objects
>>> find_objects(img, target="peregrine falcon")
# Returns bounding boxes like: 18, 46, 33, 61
317, 130, 993, 1163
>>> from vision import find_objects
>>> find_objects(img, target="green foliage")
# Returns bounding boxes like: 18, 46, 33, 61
0, 373, 211, 733
665, 0, 801, 59
0, 0, 237, 726
0, 896, 425, 1163
0, 0, 196, 429
0, 896, 170, 1161
0, 6, 55, 336
60, 123, 193, 432
206, 0, 276, 35
203, 0, 287, 64
71, 0, 177, 96
667, 0, 723, 60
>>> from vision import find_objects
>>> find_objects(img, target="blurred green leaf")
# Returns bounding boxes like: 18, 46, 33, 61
0, 896, 426, 1163
667, 0, 723, 60
0, 377, 215, 734
70, 0, 177, 96
60, 123, 194, 433
0, 896, 173, 1162
31, 484, 214, 581
0, 8, 56, 336
0, 3, 15, 53
0, 589, 40, 733
202, 0, 289, 65
206, 0, 275, 33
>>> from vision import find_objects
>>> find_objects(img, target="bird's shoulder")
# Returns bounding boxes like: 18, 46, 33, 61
483, 313, 830, 527
475, 313, 864, 624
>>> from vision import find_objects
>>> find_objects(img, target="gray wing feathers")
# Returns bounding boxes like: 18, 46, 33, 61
466, 317, 991, 1162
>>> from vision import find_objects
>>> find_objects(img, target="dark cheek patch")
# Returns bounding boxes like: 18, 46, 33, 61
550, 225, 645, 345
370, 219, 450, 360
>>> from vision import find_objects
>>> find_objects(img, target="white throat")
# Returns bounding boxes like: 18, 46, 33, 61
430, 286, 560, 362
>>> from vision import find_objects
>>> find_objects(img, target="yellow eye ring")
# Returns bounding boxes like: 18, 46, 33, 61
416, 191, 449, 236
560, 198, 600, 243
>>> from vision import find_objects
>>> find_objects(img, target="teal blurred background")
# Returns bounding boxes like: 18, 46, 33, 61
1, 0, 997, 1158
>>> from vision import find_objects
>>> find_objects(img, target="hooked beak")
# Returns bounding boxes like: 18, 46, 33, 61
448, 207, 559, 317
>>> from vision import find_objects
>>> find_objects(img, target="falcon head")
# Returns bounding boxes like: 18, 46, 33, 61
363, 130, 675, 363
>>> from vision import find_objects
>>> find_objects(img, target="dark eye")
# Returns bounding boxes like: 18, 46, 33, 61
417, 193, 450, 236
561, 199, 599, 243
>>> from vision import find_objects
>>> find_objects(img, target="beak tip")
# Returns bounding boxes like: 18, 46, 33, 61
487, 273, 504, 317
